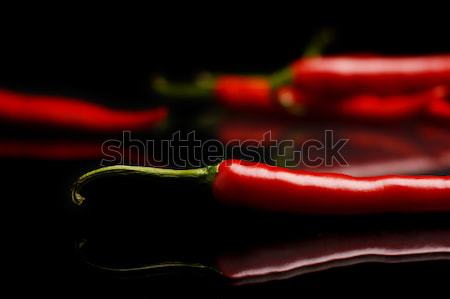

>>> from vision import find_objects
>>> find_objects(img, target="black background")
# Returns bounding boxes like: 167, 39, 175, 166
2, 7, 450, 297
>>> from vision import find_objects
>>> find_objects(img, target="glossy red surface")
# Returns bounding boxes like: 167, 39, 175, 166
332, 89, 436, 120
217, 229, 450, 282
428, 93, 450, 122
214, 76, 274, 111
276, 86, 446, 121
213, 160, 450, 214
291, 55, 450, 94
0, 89, 168, 132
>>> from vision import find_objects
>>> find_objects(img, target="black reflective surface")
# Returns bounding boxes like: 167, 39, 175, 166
2, 10, 450, 297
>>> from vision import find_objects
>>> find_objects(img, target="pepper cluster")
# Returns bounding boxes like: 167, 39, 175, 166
155, 55, 450, 122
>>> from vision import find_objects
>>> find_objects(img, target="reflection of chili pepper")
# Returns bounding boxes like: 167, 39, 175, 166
79, 225, 450, 285
417, 125, 450, 155
0, 139, 160, 163
73, 160, 450, 214
218, 228, 450, 284
215, 118, 285, 143
0, 89, 168, 132
0, 140, 104, 159
276, 86, 446, 120
340, 129, 420, 156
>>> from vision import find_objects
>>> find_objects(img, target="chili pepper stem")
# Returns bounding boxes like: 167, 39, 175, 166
85, 260, 216, 274
302, 27, 335, 58
269, 27, 335, 88
71, 164, 220, 206
268, 67, 294, 88
152, 76, 216, 99
78, 239, 222, 276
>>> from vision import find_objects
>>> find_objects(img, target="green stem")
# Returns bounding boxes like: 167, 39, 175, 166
86, 260, 217, 274
152, 76, 216, 99
71, 164, 219, 206
269, 28, 335, 89
152, 28, 335, 98
302, 27, 335, 58
78, 239, 222, 276
269, 67, 294, 89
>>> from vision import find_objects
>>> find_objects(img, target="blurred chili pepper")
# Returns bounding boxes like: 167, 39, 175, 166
152, 29, 334, 105
0, 139, 163, 163
214, 117, 286, 143
0, 89, 168, 132
153, 55, 450, 111
337, 128, 421, 157
0, 140, 104, 160
291, 55, 450, 95
427, 92, 450, 123
276, 86, 446, 121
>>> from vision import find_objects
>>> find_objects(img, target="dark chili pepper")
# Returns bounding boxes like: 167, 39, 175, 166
73, 159, 450, 214
0, 89, 168, 132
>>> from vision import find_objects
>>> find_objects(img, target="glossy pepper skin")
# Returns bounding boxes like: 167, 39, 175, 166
291, 55, 450, 95
427, 93, 450, 123
73, 159, 450, 214
0, 89, 168, 132
214, 76, 274, 111
213, 55, 450, 110
212, 160, 450, 214
275, 86, 447, 121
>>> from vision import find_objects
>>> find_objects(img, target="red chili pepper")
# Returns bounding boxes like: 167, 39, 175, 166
0, 89, 168, 132
427, 92, 450, 123
213, 160, 450, 214
73, 159, 450, 215
154, 55, 450, 113
214, 76, 273, 111
316, 156, 450, 177
275, 86, 446, 121
290, 55, 450, 95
